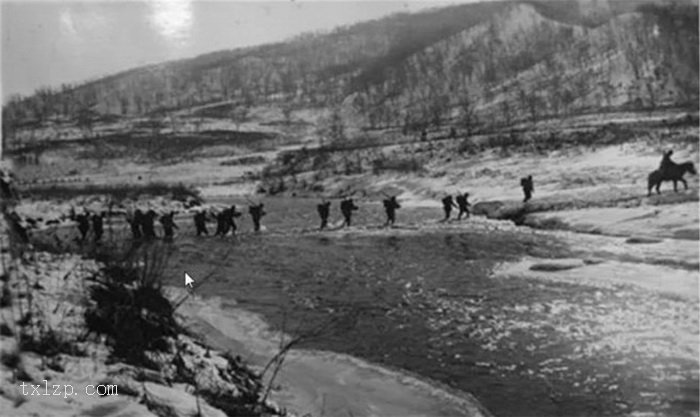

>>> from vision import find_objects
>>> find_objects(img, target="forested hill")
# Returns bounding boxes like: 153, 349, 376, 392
3, 0, 698, 135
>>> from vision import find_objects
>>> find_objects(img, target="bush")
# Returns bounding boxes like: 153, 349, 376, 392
85, 242, 178, 366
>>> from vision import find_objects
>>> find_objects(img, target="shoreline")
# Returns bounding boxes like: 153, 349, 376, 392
174, 288, 493, 417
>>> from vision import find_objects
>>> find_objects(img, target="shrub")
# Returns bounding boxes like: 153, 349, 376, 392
85, 242, 178, 366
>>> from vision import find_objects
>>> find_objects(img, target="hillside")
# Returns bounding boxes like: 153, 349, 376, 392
2, 0, 698, 150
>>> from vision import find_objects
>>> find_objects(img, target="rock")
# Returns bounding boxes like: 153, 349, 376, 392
625, 236, 663, 244
529, 259, 584, 272
472, 201, 504, 217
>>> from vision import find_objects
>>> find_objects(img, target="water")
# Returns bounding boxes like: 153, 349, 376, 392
157, 198, 697, 417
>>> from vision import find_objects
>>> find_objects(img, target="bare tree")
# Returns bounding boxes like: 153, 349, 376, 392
316, 107, 345, 147
76, 107, 96, 138
230, 105, 249, 131
500, 100, 512, 127
457, 92, 479, 137
281, 103, 293, 125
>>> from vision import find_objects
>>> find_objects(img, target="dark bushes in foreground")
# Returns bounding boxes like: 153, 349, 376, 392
85, 242, 178, 367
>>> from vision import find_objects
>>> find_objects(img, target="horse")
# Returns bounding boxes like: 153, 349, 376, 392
647, 161, 697, 196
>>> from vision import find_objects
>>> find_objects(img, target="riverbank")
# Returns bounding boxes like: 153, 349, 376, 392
176, 290, 491, 417
0, 213, 286, 417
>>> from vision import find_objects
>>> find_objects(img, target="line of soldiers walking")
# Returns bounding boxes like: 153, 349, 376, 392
78, 194, 469, 242
318, 195, 403, 230
441, 192, 472, 221
71, 208, 105, 243
193, 203, 266, 237
73, 172, 540, 242
126, 209, 178, 241
63, 149, 682, 245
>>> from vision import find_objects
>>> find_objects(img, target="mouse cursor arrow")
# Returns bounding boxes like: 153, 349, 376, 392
185, 272, 195, 289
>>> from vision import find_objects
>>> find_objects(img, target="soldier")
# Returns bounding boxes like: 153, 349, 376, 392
7, 212, 29, 244
141, 209, 158, 239
317, 199, 331, 230
214, 208, 230, 237
659, 150, 675, 174
441, 195, 457, 221
456, 192, 471, 220
160, 211, 178, 241
249, 203, 266, 232
92, 212, 104, 243
193, 210, 209, 236
230, 205, 243, 233
0, 169, 15, 200
216, 205, 243, 237
383, 196, 400, 227
340, 197, 358, 227
520, 175, 534, 203
76, 210, 91, 242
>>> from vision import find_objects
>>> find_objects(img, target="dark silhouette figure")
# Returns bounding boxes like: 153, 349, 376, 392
317, 200, 331, 230
92, 212, 104, 243
76, 211, 90, 242
0, 170, 17, 200
456, 192, 471, 220
7, 212, 29, 244
215, 210, 229, 236
249, 203, 266, 232
441, 195, 457, 221
141, 210, 158, 239
520, 175, 534, 202
340, 198, 358, 227
659, 150, 674, 174
160, 211, 178, 241
215, 205, 242, 236
383, 196, 400, 227
648, 161, 696, 196
228, 205, 242, 233
193, 210, 209, 236
129, 209, 144, 240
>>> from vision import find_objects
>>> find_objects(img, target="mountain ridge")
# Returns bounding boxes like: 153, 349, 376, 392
2, 0, 697, 140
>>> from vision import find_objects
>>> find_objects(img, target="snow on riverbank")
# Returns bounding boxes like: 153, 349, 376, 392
176, 290, 492, 417
0, 238, 286, 417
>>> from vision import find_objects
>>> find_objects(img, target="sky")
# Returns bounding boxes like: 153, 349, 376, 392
1, 0, 488, 103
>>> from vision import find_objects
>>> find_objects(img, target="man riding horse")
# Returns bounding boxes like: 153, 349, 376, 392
648, 150, 697, 196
